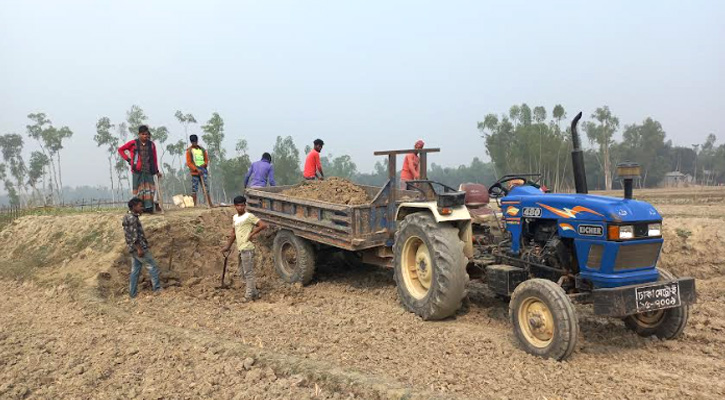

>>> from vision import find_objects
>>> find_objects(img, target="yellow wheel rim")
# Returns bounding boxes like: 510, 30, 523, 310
633, 310, 665, 327
401, 236, 433, 300
518, 297, 555, 348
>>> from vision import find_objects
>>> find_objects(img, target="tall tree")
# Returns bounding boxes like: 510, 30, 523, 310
201, 112, 226, 200
94, 117, 118, 201
115, 122, 129, 195
533, 106, 547, 173
166, 139, 188, 193
201, 113, 225, 161
519, 103, 533, 127
26, 113, 54, 199
126, 105, 147, 137
551, 105, 567, 191
272, 136, 301, 185
619, 117, 668, 187
150, 126, 170, 165
0, 134, 27, 205
584, 106, 619, 190
27, 151, 50, 203
552, 105, 566, 132
174, 110, 197, 140
321, 154, 358, 179
45, 125, 73, 198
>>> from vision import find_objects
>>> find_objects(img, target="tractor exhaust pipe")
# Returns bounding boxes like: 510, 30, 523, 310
571, 111, 588, 194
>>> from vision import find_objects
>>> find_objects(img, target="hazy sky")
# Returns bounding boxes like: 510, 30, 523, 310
1, 0, 723, 188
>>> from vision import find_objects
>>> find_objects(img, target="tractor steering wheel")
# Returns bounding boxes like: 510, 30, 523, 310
488, 175, 541, 198
487, 182, 509, 199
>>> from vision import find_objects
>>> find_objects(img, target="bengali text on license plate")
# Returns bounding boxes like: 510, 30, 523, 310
635, 281, 681, 312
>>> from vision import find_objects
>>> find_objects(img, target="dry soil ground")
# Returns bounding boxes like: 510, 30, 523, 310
2, 186, 725, 399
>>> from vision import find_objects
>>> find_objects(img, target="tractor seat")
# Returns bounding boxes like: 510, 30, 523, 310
460, 183, 497, 224
459, 183, 490, 208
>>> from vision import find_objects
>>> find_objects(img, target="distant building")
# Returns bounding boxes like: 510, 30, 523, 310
662, 171, 692, 187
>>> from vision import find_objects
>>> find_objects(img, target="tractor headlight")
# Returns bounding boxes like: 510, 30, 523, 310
648, 223, 662, 237
619, 225, 634, 239
609, 225, 634, 240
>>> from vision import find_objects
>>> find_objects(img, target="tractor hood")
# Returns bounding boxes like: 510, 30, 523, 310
503, 186, 661, 222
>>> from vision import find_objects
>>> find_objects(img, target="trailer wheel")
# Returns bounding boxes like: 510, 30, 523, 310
510, 279, 578, 360
273, 230, 316, 285
623, 269, 689, 339
393, 213, 468, 320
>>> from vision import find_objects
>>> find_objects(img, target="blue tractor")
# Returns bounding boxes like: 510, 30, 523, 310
469, 112, 696, 360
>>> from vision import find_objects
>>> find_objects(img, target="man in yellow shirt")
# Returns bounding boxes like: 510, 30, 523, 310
221, 195, 267, 301
185, 134, 211, 206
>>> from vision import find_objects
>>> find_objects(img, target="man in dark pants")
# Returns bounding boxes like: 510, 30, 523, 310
123, 197, 161, 298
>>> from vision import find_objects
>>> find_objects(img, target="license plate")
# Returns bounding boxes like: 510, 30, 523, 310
635, 281, 681, 312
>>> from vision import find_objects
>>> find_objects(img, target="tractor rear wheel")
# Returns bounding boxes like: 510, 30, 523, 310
623, 269, 689, 339
510, 279, 579, 360
393, 213, 468, 320
273, 230, 316, 285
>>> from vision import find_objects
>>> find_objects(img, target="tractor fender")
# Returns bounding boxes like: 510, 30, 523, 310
396, 202, 473, 258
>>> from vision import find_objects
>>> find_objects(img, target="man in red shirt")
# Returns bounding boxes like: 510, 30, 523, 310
118, 125, 162, 213
400, 139, 424, 189
303, 139, 325, 180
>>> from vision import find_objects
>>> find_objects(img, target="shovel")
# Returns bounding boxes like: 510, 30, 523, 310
155, 174, 165, 215
217, 250, 232, 289
198, 167, 213, 208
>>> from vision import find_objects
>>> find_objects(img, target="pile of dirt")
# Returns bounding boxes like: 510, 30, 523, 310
0, 208, 286, 299
281, 177, 371, 205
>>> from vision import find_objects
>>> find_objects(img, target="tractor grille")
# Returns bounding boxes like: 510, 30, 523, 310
614, 242, 662, 271
587, 244, 604, 270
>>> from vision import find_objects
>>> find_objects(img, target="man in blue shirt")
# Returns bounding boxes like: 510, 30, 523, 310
244, 153, 277, 188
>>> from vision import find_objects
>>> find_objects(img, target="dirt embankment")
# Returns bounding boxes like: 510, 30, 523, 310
0, 208, 286, 299
2, 190, 725, 399
281, 177, 371, 205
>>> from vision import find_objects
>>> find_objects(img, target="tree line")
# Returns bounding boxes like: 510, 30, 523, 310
478, 104, 724, 191
1, 103, 722, 207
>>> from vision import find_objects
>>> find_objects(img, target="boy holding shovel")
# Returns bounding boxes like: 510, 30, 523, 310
221, 196, 267, 301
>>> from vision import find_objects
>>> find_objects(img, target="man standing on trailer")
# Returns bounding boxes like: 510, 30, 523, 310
185, 134, 211, 206
303, 139, 324, 181
400, 139, 424, 189
244, 152, 276, 189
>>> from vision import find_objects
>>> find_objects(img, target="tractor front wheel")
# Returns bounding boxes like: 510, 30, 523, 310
510, 279, 579, 360
623, 269, 689, 339
393, 213, 468, 320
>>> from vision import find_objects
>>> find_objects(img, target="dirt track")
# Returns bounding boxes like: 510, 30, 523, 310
2, 188, 725, 399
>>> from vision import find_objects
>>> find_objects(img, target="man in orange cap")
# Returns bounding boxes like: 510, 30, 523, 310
400, 139, 424, 189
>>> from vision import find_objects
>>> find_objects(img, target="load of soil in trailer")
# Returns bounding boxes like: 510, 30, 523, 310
280, 177, 371, 205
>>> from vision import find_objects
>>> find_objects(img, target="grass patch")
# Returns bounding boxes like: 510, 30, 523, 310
676, 228, 692, 239
0, 247, 51, 281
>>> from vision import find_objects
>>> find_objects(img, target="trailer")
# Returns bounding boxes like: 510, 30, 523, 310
246, 148, 473, 320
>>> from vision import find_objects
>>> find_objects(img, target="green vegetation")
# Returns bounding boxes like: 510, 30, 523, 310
3, 103, 725, 209
676, 228, 692, 239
